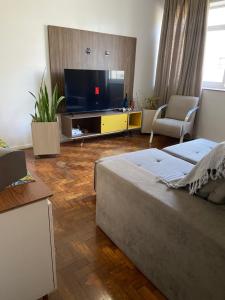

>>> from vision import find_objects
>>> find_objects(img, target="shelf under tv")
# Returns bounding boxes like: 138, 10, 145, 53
61, 110, 142, 140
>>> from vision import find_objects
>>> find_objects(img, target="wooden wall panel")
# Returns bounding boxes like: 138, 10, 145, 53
48, 26, 136, 111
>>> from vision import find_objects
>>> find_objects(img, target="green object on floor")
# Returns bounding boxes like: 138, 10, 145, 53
11, 173, 35, 187
0, 139, 8, 148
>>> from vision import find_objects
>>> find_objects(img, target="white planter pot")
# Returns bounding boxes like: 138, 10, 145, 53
141, 109, 157, 133
31, 122, 60, 156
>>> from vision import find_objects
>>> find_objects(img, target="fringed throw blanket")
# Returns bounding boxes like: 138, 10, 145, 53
162, 142, 225, 194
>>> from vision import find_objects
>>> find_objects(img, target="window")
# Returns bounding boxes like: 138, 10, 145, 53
202, 1, 225, 89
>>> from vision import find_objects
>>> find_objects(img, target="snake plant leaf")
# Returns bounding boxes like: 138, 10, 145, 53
29, 76, 65, 122
30, 114, 37, 121
29, 91, 37, 100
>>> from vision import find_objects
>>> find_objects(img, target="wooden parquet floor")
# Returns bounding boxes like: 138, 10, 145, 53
26, 134, 176, 300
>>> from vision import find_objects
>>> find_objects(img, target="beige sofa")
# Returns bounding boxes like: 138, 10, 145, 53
95, 147, 225, 300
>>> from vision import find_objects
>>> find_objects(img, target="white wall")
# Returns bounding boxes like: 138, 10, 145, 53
0, 0, 164, 148
195, 89, 225, 142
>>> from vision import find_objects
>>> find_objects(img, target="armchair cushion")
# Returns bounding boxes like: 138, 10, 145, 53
153, 118, 192, 139
165, 95, 199, 121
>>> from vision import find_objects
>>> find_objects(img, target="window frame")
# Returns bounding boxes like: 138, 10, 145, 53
202, 1, 225, 91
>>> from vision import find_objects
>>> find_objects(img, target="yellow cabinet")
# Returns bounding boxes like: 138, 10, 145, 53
101, 114, 128, 133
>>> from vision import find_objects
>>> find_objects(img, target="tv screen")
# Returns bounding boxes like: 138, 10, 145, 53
64, 69, 125, 113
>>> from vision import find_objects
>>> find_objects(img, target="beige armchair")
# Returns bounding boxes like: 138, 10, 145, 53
150, 95, 199, 144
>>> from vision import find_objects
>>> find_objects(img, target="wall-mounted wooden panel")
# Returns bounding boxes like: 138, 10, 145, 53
48, 26, 136, 111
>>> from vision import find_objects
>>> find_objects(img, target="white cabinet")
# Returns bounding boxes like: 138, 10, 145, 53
0, 199, 56, 300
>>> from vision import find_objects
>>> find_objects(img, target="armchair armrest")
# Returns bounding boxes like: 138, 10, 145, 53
152, 104, 168, 124
184, 106, 199, 122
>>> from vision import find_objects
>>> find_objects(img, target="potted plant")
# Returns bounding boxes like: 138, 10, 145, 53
30, 77, 65, 156
141, 96, 159, 134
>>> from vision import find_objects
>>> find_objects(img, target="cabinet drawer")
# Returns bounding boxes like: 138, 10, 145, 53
101, 114, 127, 133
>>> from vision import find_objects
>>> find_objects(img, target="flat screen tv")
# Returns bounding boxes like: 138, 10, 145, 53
64, 69, 125, 113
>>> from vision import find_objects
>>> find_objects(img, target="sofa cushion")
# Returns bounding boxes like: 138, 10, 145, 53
197, 179, 223, 199
97, 148, 194, 182
165, 95, 199, 121
208, 181, 225, 204
163, 138, 218, 164
197, 179, 225, 204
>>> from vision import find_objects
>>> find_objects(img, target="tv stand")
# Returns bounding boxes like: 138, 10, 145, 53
61, 110, 142, 140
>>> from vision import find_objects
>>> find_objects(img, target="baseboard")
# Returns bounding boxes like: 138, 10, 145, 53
10, 138, 69, 151
10, 144, 33, 150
